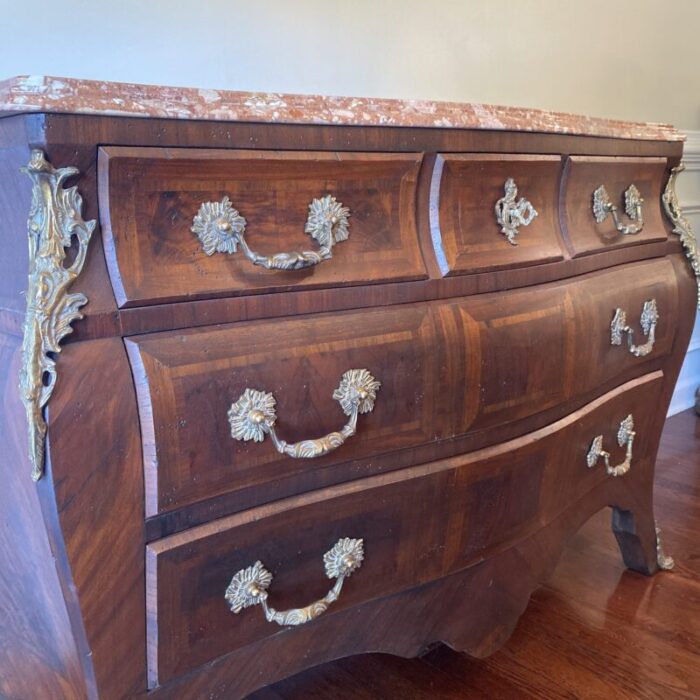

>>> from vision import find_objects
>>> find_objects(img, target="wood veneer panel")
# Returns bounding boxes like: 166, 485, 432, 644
46, 338, 147, 699
0, 112, 683, 345
147, 372, 664, 689
0, 333, 88, 700
561, 156, 669, 257
254, 409, 700, 700
430, 154, 565, 275
128, 258, 679, 517
99, 147, 426, 307
0, 108, 694, 699
116, 240, 680, 341
32, 113, 685, 159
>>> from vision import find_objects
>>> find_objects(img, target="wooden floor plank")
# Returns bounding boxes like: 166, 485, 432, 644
249, 409, 700, 699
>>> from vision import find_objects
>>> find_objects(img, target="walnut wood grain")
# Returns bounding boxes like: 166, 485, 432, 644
0, 106, 696, 700
430, 154, 565, 275
248, 409, 700, 700
98, 147, 426, 307
145, 502, 634, 700
0, 333, 88, 700
31, 112, 686, 158
560, 156, 670, 257
45, 338, 147, 699
146, 371, 665, 687
0, 237, 683, 345
147, 254, 697, 700
113, 239, 680, 341
0, 109, 686, 345
127, 258, 680, 518
151, 471, 670, 700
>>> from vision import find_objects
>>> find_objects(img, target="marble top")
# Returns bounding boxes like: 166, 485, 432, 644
0, 75, 683, 141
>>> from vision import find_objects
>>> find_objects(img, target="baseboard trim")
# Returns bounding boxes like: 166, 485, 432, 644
668, 376, 699, 416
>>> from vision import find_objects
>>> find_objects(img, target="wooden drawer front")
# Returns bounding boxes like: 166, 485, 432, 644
146, 372, 664, 686
98, 147, 427, 307
129, 304, 439, 516
127, 258, 678, 518
561, 156, 669, 257
429, 154, 565, 275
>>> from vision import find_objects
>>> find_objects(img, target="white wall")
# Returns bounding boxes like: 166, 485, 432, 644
1, 0, 699, 131
1, 0, 698, 409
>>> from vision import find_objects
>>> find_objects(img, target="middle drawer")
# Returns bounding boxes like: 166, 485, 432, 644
127, 258, 678, 517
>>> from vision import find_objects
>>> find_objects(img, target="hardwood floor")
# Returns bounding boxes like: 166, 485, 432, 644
250, 409, 700, 700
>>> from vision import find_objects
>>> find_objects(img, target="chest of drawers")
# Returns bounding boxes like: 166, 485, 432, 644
0, 76, 698, 700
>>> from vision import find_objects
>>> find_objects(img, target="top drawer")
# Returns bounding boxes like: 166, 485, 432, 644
429, 154, 672, 276
98, 147, 427, 307
429, 154, 566, 276
561, 156, 669, 256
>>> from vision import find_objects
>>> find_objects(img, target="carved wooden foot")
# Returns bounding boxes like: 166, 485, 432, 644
612, 506, 674, 575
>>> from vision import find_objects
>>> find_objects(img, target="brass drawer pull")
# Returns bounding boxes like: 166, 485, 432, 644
192, 194, 350, 270
610, 299, 658, 357
586, 414, 635, 477
494, 178, 538, 245
225, 537, 364, 627
228, 369, 380, 458
592, 184, 644, 235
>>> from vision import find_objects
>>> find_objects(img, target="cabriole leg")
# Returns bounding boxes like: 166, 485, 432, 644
612, 506, 674, 575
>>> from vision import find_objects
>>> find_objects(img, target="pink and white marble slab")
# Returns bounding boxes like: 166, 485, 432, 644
0, 75, 683, 141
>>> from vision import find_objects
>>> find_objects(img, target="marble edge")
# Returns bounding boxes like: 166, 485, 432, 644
0, 75, 685, 142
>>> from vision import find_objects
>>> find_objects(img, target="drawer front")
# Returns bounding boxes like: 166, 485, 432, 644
146, 372, 664, 686
127, 258, 679, 517
98, 147, 427, 307
561, 156, 669, 256
429, 154, 565, 275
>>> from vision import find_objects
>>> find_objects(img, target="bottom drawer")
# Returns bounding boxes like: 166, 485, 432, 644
146, 371, 664, 687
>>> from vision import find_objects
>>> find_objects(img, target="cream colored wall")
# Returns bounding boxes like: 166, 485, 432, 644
1, 0, 699, 130
2, 0, 698, 409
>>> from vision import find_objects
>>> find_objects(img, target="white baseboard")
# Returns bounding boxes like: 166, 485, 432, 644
668, 318, 700, 416
668, 375, 698, 415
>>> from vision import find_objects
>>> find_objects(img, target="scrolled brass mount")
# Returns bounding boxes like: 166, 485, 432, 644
19, 150, 96, 481
662, 165, 700, 308
494, 178, 538, 245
